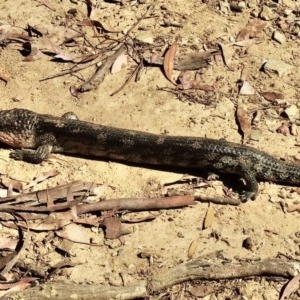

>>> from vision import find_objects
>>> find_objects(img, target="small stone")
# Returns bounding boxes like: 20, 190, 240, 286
260, 5, 276, 20
273, 31, 286, 44
291, 123, 298, 136
284, 8, 293, 16
262, 59, 294, 77
284, 104, 299, 122
238, 1, 246, 9
135, 32, 154, 44
242, 237, 254, 250
239, 80, 256, 95
219, 0, 230, 14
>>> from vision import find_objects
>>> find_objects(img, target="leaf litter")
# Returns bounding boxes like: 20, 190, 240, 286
1, 0, 300, 298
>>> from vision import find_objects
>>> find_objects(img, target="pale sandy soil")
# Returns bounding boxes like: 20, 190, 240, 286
0, 0, 300, 299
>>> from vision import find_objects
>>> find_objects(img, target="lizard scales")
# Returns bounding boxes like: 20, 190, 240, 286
0, 108, 299, 201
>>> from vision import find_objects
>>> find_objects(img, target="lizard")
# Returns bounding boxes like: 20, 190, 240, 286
0, 108, 299, 201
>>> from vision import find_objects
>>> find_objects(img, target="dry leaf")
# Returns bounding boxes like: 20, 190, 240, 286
236, 102, 252, 143
1, 178, 23, 192
111, 54, 128, 74
233, 38, 260, 47
203, 206, 215, 229
262, 59, 294, 77
0, 277, 37, 297
236, 20, 266, 41
29, 217, 71, 231
163, 41, 177, 84
0, 67, 10, 83
279, 274, 300, 300
218, 43, 233, 66
0, 24, 12, 41
103, 217, 131, 239
277, 123, 290, 136
77, 19, 117, 33
260, 91, 284, 102
56, 223, 91, 244
239, 81, 256, 95
187, 239, 199, 259
0, 238, 18, 251
178, 71, 215, 91
23, 170, 59, 191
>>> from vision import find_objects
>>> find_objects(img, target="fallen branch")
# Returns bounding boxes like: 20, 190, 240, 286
77, 194, 194, 214
5, 257, 299, 300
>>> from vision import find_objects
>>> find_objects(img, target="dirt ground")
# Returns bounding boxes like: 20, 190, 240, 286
1, 0, 300, 299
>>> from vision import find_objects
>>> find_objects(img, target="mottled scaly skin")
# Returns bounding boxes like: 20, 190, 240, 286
0, 108, 299, 201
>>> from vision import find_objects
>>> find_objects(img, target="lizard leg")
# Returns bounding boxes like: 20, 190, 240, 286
10, 144, 53, 164
238, 161, 258, 202
212, 156, 258, 201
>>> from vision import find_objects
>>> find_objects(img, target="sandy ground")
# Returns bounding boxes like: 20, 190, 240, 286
1, 0, 300, 299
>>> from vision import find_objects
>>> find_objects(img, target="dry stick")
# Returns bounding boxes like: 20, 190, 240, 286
77, 195, 195, 215
195, 195, 241, 206
0, 181, 93, 206
110, 61, 143, 96
0, 195, 194, 213
40, 61, 100, 81
78, 0, 158, 93
78, 44, 127, 92
6, 258, 300, 300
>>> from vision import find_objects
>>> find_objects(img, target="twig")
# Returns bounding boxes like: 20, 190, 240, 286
195, 195, 241, 206
5, 258, 300, 299
77, 195, 194, 215
78, 44, 127, 92
110, 61, 143, 96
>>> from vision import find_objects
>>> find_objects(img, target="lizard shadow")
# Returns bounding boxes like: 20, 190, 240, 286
83, 155, 245, 197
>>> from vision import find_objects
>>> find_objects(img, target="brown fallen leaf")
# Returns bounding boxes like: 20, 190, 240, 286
0, 277, 37, 297
203, 206, 215, 229
260, 91, 284, 102
1, 177, 23, 192
187, 239, 199, 259
277, 123, 290, 136
23, 169, 60, 191
56, 223, 91, 244
0, 67, 10, 83
163, 41, 177, 84
279, 274, 300, 300
233, 38, 260, 47
236, 101, 252, 143
0, 24, 12, 42
218, 43, 233, 67
77, 19, 119, 33
178, 71, 215, 91
103, 216, 131, 239
236, 20, 266, 41
0, 237, 18, 251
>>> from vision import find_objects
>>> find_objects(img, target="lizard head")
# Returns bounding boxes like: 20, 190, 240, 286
0, 109, 38, 148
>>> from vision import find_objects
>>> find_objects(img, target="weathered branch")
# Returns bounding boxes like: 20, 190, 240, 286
5, 258, 299, 300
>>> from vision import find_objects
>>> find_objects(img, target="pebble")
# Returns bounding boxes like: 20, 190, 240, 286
135, 32, 154, 44
260, 5, 276, 20
262, 59, 294, 77
273, 31, 286, 44
284, 104, 299, 122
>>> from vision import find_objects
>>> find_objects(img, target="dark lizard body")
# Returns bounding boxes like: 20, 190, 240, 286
0, 108, 299, 201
